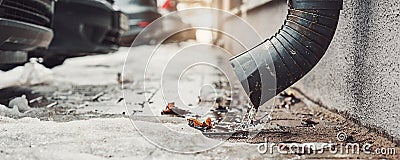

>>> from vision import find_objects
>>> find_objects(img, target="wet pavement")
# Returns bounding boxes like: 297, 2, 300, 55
0, 43, 399, 159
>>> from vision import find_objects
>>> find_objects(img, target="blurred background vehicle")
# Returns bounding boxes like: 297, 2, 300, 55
115, 0, 162, 46
116, 0, 195, 46
0, 0, 55, 70
160, 14, 196, 44
30, 0, 129, 68
158, 0, 196, 44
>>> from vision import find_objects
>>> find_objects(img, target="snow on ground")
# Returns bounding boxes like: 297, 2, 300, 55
0, 60, 54, 89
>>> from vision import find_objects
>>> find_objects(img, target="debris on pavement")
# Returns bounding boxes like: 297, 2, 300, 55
117, 72, 134, 85
116, 97, 124, 103
131, 109, 143, 115
45, 102, 58, 108
214, 97, 230, 112
276, 91, 301, 109
29, 96, 43, 104
187, 117, 213, 130
91, 92, 105, 102
160, 102, 215, 131
301, 118, 319, 127
161, 102, 190, 117
213, 80, 229, 89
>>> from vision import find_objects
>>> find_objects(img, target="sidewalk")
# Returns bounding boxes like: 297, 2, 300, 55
0, 43, 398, 159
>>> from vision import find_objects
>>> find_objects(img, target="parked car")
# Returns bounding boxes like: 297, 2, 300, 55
114, 0, 161, 46
0, 0, 55, 70
30, 0, 129, 68
160, 16, 196, 44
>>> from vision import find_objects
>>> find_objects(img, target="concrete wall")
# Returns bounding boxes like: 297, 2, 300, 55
295, 0, 400, 141
222, 0, 400, 141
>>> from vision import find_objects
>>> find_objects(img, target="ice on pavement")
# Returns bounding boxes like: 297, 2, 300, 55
8, 95, 31, 113
1, 95, 34, 117
0, 104, 20, 117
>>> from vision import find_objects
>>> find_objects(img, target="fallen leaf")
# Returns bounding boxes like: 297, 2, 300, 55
187, 118, 203, 127
204, 117, 213, 128
187, 117, 213, 130
161, 102, 190, 117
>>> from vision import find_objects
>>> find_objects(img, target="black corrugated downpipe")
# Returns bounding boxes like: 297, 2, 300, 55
230, 0, 343, 108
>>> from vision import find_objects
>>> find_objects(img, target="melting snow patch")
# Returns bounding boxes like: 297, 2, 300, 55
8, 95, 31, 112
0, 95, 33, 117
18, 58, 54, 86
0, 58, 53, 89
0, 104, 20, 117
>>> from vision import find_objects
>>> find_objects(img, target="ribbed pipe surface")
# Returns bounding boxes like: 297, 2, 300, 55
230, 0, 343, 108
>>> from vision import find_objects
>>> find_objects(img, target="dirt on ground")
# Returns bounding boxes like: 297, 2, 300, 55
210, 88, 400, 159
1, 81, 399, 159
0, 44, 398, 159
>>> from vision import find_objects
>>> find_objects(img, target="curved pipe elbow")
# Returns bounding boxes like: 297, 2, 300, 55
230, 0, 343, 107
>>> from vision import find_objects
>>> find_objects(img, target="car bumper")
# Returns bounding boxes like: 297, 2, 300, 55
44, 0, 127, 56
0, 18, 53, 63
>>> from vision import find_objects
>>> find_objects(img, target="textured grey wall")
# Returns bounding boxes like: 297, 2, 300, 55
295, 0, 400, 140
222, 0, 400, 140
